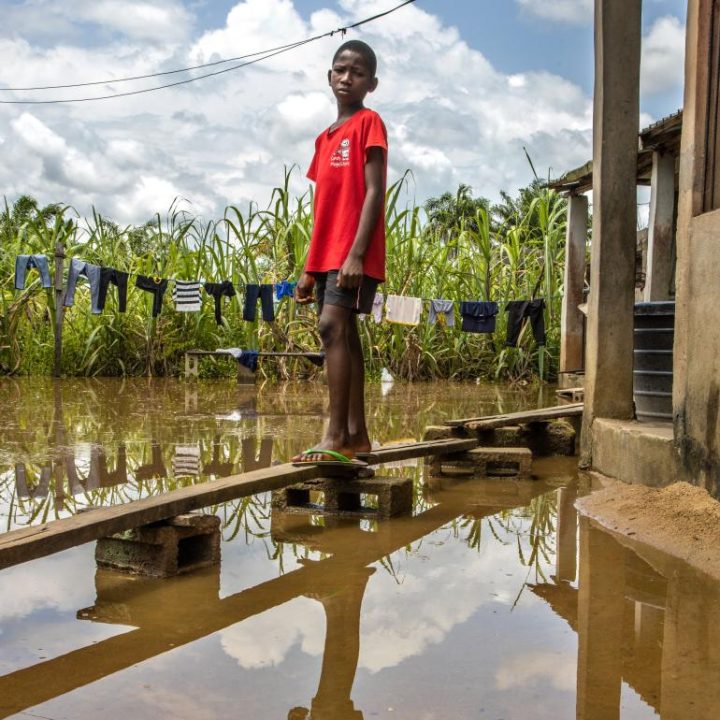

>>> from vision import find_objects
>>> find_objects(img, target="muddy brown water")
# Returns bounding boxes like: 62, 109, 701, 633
0, 378, 718, 719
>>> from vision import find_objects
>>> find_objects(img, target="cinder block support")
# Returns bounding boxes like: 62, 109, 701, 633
95, 513, 220, 577
581, 0, 643, 465
272, 476, 413, 520
644, 150, 676, 301
184, 353, 199, 378
430, 446, 532, 478
560, 193, 589, 375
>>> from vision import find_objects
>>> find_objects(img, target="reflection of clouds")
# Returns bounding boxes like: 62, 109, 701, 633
220, 597, 325, 669
0, 547, 95, 621
219, 518, 550, 675
359, 531, 523, 673
495, 650, 576, 691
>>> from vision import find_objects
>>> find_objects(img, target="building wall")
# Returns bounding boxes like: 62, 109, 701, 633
673, 0, 720, 496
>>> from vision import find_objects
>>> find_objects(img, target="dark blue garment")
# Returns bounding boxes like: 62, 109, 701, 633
243, 284, 275, 322
275, 280, 296, 301
460, 301, 498, 333
505, 299, 546, 346
238, 350, 259, 372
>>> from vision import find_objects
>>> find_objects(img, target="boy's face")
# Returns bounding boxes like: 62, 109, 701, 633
328, 50, 378, 106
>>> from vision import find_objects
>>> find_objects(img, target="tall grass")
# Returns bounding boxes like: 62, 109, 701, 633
0, 169, 567, 381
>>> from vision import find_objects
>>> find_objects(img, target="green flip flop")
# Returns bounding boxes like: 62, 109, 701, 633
292, 448, 368, 468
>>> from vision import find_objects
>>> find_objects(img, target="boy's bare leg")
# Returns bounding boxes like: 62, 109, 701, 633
347, 314, 371, 454
293, 303, 355, 462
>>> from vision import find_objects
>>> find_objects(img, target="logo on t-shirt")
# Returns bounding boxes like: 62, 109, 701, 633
330, 138, 351, 168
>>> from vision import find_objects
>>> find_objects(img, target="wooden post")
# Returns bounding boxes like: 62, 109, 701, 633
581, 0, 642, 463
560, 194, 589, 376
53, 241, 65, 378
644, 150, 676, 300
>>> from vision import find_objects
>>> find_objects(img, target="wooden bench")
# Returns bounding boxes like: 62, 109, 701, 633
184, 349, 325, 382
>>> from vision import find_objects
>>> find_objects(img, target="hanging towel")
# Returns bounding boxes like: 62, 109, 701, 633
173, 280, 203, 312
428, 299, 455, 327
460, 301, 498, 333
172, 445, 200, 477
275, 280, 296, 301
371, 292, 385, 323
385, 295, 422, 326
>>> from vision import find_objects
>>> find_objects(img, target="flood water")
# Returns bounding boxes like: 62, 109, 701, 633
1, 378, 718, 719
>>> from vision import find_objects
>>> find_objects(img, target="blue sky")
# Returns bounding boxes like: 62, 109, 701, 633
0, 0, 688, 222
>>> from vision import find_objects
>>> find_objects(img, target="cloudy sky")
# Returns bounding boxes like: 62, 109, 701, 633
0, 0, 686, 224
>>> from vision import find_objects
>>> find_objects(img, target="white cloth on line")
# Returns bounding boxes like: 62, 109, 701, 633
385, 294, 422, 326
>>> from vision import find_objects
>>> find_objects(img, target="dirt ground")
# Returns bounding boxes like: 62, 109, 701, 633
576, 479, 720, 581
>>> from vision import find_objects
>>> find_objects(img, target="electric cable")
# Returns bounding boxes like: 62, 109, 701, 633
0, 0, 416, 104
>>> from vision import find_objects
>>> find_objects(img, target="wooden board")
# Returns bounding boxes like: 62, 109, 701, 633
0, 437, 476, 571
445, 403, 584, 429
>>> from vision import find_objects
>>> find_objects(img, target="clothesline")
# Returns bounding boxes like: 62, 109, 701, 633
13, 252, 551, 346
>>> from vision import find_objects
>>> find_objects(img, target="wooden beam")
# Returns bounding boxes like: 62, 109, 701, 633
0, 438, 477, 571
445, 403, 584, 429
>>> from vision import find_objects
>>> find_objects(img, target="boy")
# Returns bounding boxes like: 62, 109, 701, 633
292, 39, 387, 465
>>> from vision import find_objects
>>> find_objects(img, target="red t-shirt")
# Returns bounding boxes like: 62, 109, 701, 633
306, 108, 387, 281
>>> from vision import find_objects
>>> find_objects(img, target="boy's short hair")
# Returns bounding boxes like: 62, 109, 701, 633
332, 40, 377, 77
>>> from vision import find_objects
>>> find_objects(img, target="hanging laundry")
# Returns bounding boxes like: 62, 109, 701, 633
385, 294, 422, 326
14, 254, 52, 290
135, 275, 169, 318
15, 463, 51, 500
460, 301, 498, 333
275, 280, 297, 301
371, 292, 385, 323
173, 280, 203, 312
505, 299, 546, 346
64, 258, 102, 313
243, 283, 275, 322
204, 439, 234, 477
97, 267, 128, 312
239, 349, 259, 372
428, 299, 455, 328
172, 445, 201, 478
88, 445, 128, 489
204, 281, 235, 325
217, 347, 260, 372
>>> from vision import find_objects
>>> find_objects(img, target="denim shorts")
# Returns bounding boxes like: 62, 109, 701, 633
312, 270, 379, 315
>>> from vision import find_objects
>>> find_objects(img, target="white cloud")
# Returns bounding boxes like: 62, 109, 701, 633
516, 0, 593, 25
0, 0, 595, 224
641, 15, 686, 96
495, 650, 577, 691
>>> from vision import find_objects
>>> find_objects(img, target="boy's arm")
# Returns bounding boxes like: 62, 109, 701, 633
337, 146, 385, 289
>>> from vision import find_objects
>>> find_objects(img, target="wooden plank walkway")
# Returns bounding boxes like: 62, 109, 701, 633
0, 437, 477, 571
445, 403, 584, 429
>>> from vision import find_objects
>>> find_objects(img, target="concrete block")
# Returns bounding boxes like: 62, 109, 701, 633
422, 425, 467, 440
271, 476, 413, 520
430, 446, 532, 478
95, 513, 220, 578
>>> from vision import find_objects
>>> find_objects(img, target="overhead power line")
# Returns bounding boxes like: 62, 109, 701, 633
0, 0, 416, 104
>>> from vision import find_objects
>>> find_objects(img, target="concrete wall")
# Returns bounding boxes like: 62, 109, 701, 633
673, 0, 720, 496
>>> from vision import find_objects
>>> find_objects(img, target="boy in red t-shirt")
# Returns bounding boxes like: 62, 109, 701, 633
292, 40, 387, 466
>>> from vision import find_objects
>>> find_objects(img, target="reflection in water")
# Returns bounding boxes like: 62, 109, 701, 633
1, 378, 719, 719
0, 377, 544, 530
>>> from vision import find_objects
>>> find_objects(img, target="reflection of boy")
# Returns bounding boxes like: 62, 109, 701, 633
293, 40, 387, 464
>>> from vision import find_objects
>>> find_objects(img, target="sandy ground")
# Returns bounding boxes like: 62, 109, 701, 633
576, 479, 720, 581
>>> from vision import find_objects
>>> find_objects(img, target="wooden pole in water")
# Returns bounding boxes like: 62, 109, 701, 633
53, 240, 65, 378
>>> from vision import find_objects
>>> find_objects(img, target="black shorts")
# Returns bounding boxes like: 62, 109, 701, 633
312, 270, 380, 315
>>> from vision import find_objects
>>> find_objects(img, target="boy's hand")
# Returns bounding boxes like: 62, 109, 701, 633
295, 272, 316, 304
337, 253, 363, 289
